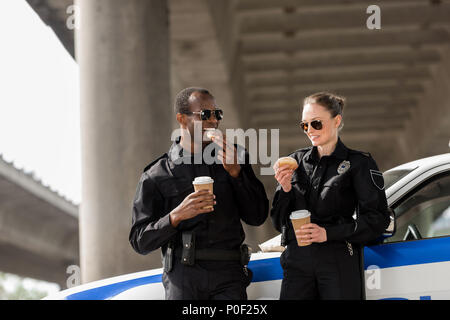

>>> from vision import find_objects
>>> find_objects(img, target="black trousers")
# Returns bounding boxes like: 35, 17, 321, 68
279, 241, 362, 300
162, 260, 252, 300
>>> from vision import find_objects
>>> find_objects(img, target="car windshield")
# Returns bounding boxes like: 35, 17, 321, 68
383, 168, 417, 189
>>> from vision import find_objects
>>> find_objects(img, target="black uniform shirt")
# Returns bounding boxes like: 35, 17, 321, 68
129, 137, 269, 255
271, 138, 389, 245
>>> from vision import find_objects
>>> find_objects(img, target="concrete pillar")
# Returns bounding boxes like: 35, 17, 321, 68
402, 46, 450, 161
75, 0, 171, 283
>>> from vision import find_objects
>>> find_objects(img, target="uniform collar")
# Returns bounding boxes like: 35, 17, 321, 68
168, 136, 190, 165
304, 137, 348, 163
332, 137, 348, 160
304, 146, 318, 164
168, 136, 217, 165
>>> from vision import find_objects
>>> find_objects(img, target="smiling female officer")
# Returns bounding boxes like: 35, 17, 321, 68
271, 92, 390, 300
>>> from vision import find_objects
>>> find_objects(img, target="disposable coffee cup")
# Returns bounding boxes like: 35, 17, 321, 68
290, 210, 311, 246
192, 176, 214, 209
277, 157, 298, 171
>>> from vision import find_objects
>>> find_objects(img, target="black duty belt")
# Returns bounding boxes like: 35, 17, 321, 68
174, 247, 241, 262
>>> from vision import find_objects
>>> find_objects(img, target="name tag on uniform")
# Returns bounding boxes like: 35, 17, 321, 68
337, 160, 351, 175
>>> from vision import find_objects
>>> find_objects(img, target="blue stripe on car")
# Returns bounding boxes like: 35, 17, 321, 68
363, 237, 450, 269
66, 274, 162, 300
248, 258, 283, 282
65, 258, 283, 300
65, 237, 450, 300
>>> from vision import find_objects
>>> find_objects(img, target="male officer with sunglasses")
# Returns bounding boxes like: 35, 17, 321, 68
129, 87, 269, 300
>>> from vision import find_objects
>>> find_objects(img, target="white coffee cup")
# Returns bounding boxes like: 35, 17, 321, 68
290, 210, 311, 246
192, 176, 214, 209
192, 176, 214, 185
290, 210, 310, 220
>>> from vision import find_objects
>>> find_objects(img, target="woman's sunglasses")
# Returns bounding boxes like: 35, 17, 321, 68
299, 120, 323, 132
183, 109, 224, 121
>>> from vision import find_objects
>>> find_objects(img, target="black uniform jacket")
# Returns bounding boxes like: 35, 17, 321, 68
271, 138, 389, 245
129, 137, 269, 256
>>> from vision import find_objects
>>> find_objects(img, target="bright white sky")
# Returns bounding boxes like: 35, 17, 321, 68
0, 0, 78, 294
0, 0, 80, 204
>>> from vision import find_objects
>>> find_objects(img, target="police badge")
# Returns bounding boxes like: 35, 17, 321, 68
337, 160, 351, 174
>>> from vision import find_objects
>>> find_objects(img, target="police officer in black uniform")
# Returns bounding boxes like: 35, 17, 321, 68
271, 92, 389, 300
129, 87, 269, 300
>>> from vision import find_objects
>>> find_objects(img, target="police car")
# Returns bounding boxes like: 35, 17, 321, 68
45, 153, 450, 300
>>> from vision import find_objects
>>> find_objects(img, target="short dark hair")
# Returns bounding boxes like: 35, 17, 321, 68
174, 87, 214, 114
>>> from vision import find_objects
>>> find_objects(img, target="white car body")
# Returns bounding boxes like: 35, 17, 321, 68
45, 153, 450, 300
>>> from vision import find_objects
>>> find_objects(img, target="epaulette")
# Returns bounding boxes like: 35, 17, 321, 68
142, 153, 168, 173
289, 146, 312, 156
348, 149, 371, 158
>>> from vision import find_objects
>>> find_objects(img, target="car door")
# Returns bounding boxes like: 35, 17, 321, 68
364, 170, 450, 300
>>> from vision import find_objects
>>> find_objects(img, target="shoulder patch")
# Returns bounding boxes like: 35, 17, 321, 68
370, 169, 384, 190
143, 153, 168, 173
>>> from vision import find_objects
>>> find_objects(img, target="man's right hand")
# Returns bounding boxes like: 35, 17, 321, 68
169, 189, 216, 227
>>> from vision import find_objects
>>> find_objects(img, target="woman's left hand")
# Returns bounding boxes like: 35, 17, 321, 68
295, 223, 327, 244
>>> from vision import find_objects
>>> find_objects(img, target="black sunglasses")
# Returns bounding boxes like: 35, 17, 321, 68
183, 109, 223, 121
299, 120, 323, 132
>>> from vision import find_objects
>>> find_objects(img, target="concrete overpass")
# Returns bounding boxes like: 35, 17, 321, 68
26, 0, 450, 167
0, 155, 78, 287
4, 0, 448, 285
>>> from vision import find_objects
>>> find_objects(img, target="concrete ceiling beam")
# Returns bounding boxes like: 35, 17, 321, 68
240, 28, 450, 55
239, 3, 450, 34
243, 48, 441, 73
245, 65, 430, 87
248, 83, 424, 102
236, 0, 434, 12
26, 0, 74, 57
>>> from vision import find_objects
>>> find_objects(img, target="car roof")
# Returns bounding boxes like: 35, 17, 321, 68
386, 153, 450, 173
384, 153, 450, 200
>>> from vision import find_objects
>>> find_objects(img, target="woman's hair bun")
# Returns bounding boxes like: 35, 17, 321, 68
333, 95, 345, 114
303, 92, 345, 117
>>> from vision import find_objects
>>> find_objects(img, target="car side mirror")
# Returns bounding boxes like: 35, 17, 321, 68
382, 208, 396, 238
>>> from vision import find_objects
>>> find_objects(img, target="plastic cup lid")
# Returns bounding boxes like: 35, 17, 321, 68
290, 210, 311, 219
192, 176, 214, 184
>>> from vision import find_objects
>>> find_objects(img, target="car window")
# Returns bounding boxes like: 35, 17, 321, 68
385, 173, 450, 243
383, 168, 416, 190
